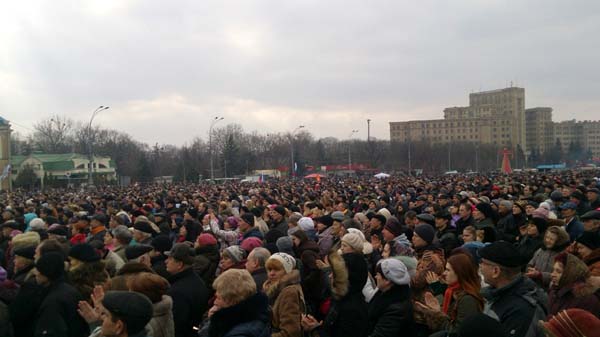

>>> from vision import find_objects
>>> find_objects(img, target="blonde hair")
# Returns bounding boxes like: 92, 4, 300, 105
265, 258, 284, 271
212, 269, 256, 306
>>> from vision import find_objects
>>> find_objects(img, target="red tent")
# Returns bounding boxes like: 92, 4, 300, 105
304, 173, 326, 179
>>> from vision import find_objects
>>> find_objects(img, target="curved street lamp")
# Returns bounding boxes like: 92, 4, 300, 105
88, 106, 109, 186
290, 125, 304, 178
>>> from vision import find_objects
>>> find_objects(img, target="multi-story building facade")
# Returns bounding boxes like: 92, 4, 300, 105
390, 88, 600, 159
525, 107, 554, 154
390, 87, 526, 150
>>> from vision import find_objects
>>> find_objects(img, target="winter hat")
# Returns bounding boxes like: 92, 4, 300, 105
273, 206, 287, 217
69, 243, 101, 262
102, 291, 154, 336
125, 244, 154, 260
458, 313, 508, 337
541, 309, 600, 337
377, 208, 392, 220
224, 245, 246, 264
394, 255, 418, 278
298, 217, 315, 232
276, 236, 294, 256
377, 258, 410, 285
530, 217, 548, 234
475, 203, 495, 219
532, 207, 549, 220
478, 241, 524, 268
151, 235, 173, 253
576, 231, 600, 250
14, 246, 36, 260
47, 225, 68, 237
35, 252, 65, 281
11, 231, 41, 251
226, 217, 239, 229
331, 211, 345, 221
268, 252, 295, 274
384, 217, 403, 237
550, 190, 564, 202
315, 215, 333, 228
413, 224, 435, 244
499, 200, 513, 209
29, 218, 46, 231
196, 233, 217, 246
342, 233, 365, 253
240, 213, 255, 226
346, 228, 373, 254
240, 237, 263, 253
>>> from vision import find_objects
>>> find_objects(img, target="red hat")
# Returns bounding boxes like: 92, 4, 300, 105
240, 237, 263, 253
196, 233, 217, 246
542, 309, 600, 337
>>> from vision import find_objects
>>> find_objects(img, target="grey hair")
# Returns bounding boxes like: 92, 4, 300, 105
113, 225, 133, 244
249, 247, 271, 268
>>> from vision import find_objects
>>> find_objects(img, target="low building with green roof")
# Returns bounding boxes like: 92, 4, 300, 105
11, 153, 116, 186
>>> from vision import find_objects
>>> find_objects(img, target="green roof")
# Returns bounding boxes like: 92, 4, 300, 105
11, 153, 112, 172
43, 161, 75, 171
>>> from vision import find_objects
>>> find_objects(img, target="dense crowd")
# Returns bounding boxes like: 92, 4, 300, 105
0, 170, 600, 337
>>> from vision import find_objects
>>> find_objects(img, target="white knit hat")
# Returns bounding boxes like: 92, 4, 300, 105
342, 233, 364, 253
269, 253, 295, 274
298, 217, 315, 231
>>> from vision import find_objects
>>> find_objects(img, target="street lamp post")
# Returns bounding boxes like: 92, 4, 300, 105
87, 106, 109, 187
348, 129, 358, 170
209, 116, 224, 181
290, 125, 304, 178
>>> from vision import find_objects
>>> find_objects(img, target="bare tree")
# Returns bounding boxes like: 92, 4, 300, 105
32, 115, 74, 153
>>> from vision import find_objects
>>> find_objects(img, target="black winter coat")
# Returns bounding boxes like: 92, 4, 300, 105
9, 279, 44, 337
193, 244, 220, 288
34, 279, 89, 337
496, 214, 517, 243
168, 267, 210, 337
367, 285, 415, 337
482, 276, 548, 337
208, 292, 270, 337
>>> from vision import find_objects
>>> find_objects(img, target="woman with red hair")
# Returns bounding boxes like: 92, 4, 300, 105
415, 253, 484, 336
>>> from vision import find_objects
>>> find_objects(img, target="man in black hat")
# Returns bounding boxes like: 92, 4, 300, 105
86, 213, 108, 243
268, 205, 288, 236
133, 220, 155, 245
0, 220, 19, 252
560, 202, 584, 242
587, 187, 600, 210
580, 209, 600, 235
434, 210, 459, 257
165, 243, 209, 337
478, 241, 548, 337
100, 291, 154, 337
32, 252, 89, 337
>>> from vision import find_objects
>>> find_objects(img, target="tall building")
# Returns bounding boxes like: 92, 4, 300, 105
525, 107, 554, 154
390, 87, 526, 151
390, 87, 600, 161
0, 117, 11, 191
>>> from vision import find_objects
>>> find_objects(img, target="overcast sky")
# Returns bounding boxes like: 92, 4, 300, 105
1, 1, 599, 146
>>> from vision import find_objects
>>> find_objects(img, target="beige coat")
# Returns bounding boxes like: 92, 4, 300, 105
264, 270, 304, 337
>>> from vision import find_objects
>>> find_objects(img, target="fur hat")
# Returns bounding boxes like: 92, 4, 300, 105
240, 237, 263, 253
12, 231, 41, 251
35, 252, 65, 281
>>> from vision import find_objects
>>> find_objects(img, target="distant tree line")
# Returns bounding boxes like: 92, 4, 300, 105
9, 115, 595, 183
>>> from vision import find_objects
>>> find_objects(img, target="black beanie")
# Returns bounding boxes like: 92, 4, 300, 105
69, 243, 101, 263
36, 252, 65, 281
413, 224, 435, 244
241, 213, 255, 226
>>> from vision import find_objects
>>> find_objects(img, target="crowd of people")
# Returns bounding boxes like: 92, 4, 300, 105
0, 170, 599, 337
